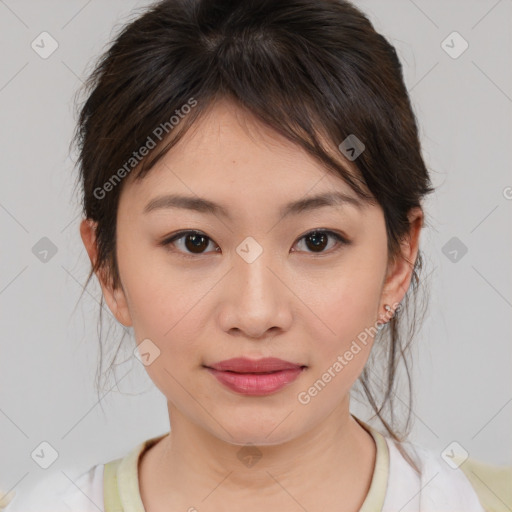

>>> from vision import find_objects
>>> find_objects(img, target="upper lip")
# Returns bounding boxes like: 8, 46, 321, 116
205, 357, 305, 373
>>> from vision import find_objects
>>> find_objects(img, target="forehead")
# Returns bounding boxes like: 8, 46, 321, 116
121, 99, 367, 212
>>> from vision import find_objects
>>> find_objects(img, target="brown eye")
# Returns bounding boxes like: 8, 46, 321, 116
293, 230, 349, 254
161, 229, 349, 258
162, 230, 219, 256
305, 231, 329, 252
183, 233, 210, 253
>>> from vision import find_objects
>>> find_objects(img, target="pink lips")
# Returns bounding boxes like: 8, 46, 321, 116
205, 357, 306, 396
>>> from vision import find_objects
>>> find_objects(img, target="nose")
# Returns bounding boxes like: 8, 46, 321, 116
217, 246, 293, 340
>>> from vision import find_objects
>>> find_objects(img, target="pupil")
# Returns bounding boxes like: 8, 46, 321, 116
186, 234, 208, 253
307, 232, 327, 252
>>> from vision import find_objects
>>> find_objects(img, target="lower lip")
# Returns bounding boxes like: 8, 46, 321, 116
206, 367, 304, 396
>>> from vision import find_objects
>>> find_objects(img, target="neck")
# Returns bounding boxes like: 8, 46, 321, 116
139, 400, 377, 511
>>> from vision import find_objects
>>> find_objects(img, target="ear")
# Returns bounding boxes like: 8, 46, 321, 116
79, 218, 133, 327
380, 207, 424, 312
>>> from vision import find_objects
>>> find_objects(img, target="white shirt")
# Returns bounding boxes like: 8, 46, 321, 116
3, 425, 487, 512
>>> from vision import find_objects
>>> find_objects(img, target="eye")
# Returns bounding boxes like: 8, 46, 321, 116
160, 230, 220, 256
159, 229, 350, 257
292, 229, 350, 254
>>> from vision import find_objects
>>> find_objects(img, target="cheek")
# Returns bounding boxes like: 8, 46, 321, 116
295, 271, 384, 409
122, 263, 207, 397
126, 276, 206, 354
116, 236, 207, 354
304, 246, 388, 368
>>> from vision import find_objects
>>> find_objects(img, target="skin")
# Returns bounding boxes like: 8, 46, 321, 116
81, 98, 423, 512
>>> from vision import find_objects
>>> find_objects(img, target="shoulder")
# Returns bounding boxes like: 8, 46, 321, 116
3, 464, 104, 512
385, 438, 512, 512
458, 456, 512, 512
60, 463, 105, 511
5, 434, 167, 512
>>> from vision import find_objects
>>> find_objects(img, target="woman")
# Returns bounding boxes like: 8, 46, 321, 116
5, 0, 511, 511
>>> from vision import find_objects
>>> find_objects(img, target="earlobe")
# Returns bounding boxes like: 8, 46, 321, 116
79, 218, 133, 327
109, 283, 133, 327
79, 218, 98, 268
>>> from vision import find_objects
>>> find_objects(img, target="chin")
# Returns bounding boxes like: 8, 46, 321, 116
210, 419, 299, 448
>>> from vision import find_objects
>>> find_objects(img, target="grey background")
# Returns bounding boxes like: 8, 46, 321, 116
1, 0, 511, 502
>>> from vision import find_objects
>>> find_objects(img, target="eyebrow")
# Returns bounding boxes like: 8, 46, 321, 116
143, 191, 364, 220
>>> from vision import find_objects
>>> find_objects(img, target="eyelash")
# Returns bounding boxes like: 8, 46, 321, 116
159, 229, 351, 258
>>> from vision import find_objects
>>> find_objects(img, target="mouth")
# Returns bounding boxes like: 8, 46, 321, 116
205, 357, 306, 373
203, 357, 307, 396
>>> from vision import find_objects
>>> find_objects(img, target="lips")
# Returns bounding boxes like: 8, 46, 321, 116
205, 357, 305, 373
204, 357, 307, 396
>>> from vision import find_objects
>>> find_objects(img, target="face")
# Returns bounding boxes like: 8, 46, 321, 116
81, 99, 421, 446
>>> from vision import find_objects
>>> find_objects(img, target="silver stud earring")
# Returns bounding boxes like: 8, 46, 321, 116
382, 303, 394, 324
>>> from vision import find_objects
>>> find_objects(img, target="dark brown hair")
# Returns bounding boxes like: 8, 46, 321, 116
72, 0, 435, 473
